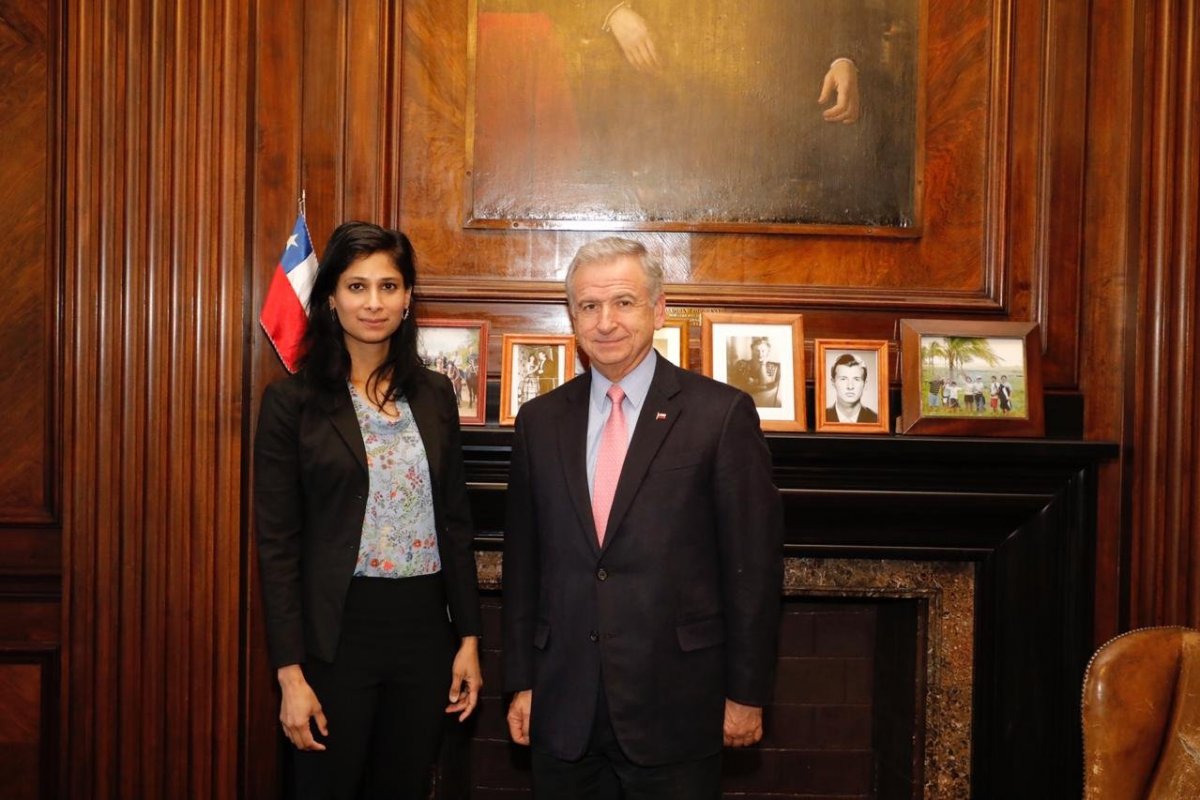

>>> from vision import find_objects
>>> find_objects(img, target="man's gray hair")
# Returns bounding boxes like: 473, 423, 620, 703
565, 237, 664, 306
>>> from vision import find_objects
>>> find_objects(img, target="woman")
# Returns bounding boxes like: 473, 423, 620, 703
254, 221, 482, 799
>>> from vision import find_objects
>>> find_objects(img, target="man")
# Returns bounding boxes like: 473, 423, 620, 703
535, 348, 558, 395
503, 237, 784, 798
728, 337, 782, 407
824, 353, 878, 423
999, 375, 1013, 414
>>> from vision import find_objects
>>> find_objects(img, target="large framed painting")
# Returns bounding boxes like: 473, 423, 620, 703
466, 0, 923, 234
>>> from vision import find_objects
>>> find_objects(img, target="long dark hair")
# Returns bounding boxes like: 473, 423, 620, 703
299, 221, 423, 402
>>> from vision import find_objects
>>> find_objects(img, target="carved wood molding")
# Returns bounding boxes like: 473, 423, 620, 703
1129, 0, 1200, 628
61, 1, 251, 797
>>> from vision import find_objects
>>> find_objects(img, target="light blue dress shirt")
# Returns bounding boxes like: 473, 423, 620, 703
586, 349, 657, 500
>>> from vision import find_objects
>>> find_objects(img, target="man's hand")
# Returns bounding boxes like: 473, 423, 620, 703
723, 698, 764, 747
277, 664, 329, 751
818, 59, 861, 124
608, 6, 660, 73
445, 636, 483, 722
507, 689, 533, 745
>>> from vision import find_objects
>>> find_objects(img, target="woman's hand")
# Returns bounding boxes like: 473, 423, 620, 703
277, 664, 328, 751
445, 636, 483, 721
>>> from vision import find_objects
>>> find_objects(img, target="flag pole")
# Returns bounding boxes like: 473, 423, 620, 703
298, 189, 306, 218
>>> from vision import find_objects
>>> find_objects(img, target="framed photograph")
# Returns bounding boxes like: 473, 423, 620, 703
898, 319, 1044, 437
417, 319, 490, 425
500, 334, 577, 425
652, 318, 690, 369
814, 339, 890, 434
466, 0, 922, 234
701, 312, 806, 432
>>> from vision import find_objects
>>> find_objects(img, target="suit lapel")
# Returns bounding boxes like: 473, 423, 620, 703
555, 374, 601, 554
327, 384, 369, 475
601, 359, 682, 552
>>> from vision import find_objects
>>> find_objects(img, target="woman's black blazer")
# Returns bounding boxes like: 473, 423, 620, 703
254, 367, 482, 668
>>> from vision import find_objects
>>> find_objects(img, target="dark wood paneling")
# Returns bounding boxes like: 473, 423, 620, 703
61, 1, 251, 798
1079, 0, 1145, 643
0, 3, 61, 799
0, 649, 58, 800
1126, 0, 1200, 628
0, 0, 55, 526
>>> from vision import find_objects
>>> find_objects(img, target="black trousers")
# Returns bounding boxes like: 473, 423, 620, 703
292, 574, 456, 800
530, 682, 722, 800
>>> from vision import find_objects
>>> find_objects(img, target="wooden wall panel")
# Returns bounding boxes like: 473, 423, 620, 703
0, 2, 61, 798
61, 1, 251, 798
0, 0, 55, 525
0, 648, 58, 800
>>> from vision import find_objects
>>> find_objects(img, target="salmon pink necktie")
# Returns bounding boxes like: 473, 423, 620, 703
592, 385, 628, 545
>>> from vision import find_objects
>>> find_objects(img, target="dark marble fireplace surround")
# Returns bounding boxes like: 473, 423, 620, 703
444, 431, 1114, 799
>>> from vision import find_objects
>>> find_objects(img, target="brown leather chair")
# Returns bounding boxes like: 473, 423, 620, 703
1082, 626, 1200, 799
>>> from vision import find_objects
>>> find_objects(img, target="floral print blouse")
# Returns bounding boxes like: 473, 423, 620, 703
349, 384, 442, 578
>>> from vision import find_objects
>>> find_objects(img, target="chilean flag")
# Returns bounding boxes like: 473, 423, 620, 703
260, 214, 318, 373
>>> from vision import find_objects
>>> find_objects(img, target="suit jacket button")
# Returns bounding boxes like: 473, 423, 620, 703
596, 568, 608, 581
589, 630, 598, 643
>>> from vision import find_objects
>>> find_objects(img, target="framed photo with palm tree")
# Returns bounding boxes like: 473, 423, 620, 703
898, 319, 1044, 436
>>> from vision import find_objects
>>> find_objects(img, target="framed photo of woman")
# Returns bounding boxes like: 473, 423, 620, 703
701, 312, 806, 431
499, 333, 576, 425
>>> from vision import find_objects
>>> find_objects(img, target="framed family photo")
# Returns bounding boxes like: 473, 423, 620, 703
814, 339, 890, 434
499, 333, 576, 425
417, 319, 489, 425
898, 319, 1044, 437
701, 312, 806, 432
652, 318, 690, 369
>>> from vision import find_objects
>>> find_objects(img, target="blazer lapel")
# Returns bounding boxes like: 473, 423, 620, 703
327, 384, 369, 475
600, 359, 682, 551
555, 374, 601, 554
406, 374, 444, 485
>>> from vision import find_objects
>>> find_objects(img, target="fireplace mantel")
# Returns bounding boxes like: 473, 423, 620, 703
458, 430, 1116, 799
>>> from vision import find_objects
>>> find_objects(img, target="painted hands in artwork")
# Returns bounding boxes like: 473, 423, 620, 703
605, 5, 861, 124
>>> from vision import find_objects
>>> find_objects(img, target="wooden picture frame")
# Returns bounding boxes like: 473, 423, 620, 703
499, 333, 577, 425
814, 339, 890, 434
701, 312, 806, 432
898, 319, 1044, 437
652, 317, 690, 369
417, 318, 489, 425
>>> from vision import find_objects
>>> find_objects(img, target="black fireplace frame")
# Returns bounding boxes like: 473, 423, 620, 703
459, 430, 1116, 799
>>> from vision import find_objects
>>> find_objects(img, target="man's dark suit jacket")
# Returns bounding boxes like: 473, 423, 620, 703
502, 357, 784, 765
254, 368, 482, 669
824, 404, 879, 423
